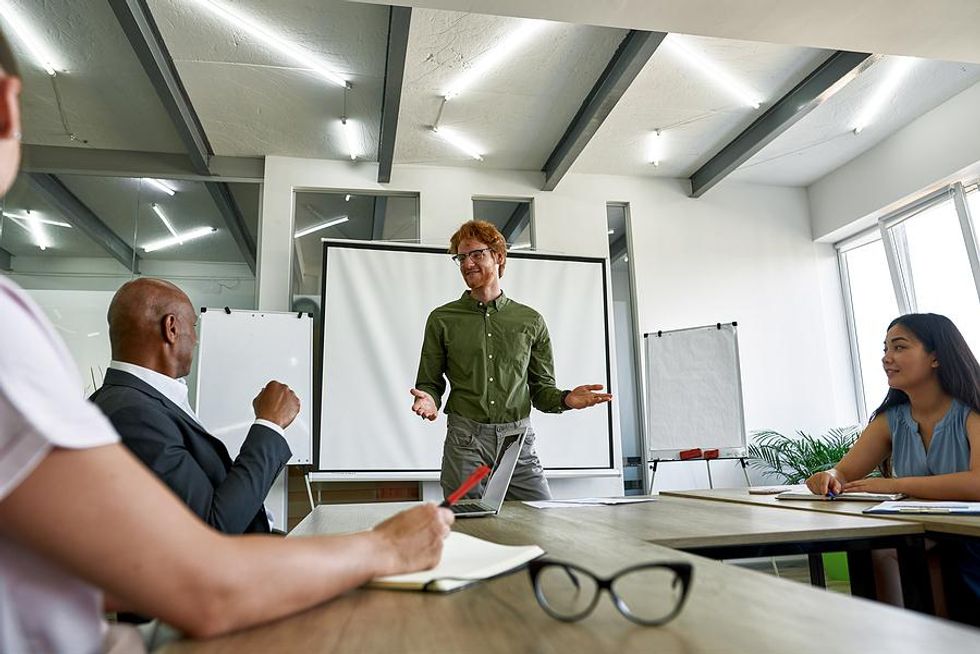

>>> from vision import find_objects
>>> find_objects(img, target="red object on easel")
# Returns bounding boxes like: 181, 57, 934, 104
679, 448, 703, 460
703, 449, 720, 460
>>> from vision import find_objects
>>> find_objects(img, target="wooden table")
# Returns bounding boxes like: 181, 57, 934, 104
159, 502, 980, 654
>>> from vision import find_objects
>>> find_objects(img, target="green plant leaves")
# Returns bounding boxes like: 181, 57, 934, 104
746, 427, 863, 485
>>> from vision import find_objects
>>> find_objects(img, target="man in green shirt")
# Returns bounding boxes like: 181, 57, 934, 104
411, 220, 612, 500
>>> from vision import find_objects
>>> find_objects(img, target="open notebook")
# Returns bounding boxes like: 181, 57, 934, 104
369, 532, 544, 593
775, 487, 906, 501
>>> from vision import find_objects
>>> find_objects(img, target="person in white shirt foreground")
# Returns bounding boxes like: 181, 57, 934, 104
0, 32, 452, 653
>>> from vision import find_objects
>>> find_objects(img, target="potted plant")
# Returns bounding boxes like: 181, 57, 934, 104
747, 426, 869, 584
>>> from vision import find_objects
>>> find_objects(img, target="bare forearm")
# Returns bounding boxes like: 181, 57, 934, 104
895, 473, 980, 501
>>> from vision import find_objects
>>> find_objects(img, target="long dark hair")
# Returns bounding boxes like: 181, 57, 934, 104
870, 313, 980, 422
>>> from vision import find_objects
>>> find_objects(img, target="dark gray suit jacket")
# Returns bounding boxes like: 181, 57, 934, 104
90, 368, 291, 534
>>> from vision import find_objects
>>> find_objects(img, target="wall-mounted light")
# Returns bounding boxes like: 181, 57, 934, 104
852, 57, 916, 135
143, 226, 217, 252
0, 1, 61, 76
295, 215, 349, 238
190, 0, 348, 87
146, 179, 176, 196
665, 35, 762, 109
443, 19, 548, 100
431, 126, 484, 161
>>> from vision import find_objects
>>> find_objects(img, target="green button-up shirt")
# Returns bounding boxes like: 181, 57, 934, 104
415, 291, 567, 423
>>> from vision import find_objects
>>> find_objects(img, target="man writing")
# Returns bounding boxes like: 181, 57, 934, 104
411, 220, 612, 501
91, 277, 295, 534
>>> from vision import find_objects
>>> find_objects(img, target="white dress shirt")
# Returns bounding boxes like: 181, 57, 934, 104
0, 275, 126, 653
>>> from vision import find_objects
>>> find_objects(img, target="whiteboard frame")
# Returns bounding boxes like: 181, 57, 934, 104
195, 308, 314, 465
641, 322, 747, 462
315, 239, 615, 474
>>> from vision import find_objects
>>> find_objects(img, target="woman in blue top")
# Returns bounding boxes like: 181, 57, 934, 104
807, 313, 980, 615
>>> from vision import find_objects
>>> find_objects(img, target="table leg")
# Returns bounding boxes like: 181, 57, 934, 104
897, 535, 935, 614
808, 553, 826, 588
847, 550, 877, 600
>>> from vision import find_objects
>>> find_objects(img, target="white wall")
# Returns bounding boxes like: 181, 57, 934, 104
809, 81, 980, 242
260, 157, 858, 493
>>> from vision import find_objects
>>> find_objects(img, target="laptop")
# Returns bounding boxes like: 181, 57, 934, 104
448, 429, 528, 518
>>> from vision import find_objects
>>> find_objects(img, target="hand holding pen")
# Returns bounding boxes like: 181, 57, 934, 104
441, 465, 491, 507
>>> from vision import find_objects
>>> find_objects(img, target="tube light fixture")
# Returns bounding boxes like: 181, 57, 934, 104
510, 242, 532, 250
24, 210, 49, 250
431, 126, 484, 161
190, 0, 348, 87
0, 1, 60, 76
3, 211, 71, 228
665, 35, 762, 109
151, 204, 180, 239
345, 194, 351, 202
146, 179, 176, 196
143, 226, 217, 253
607, 229, 615, 235
294, 215, 349, 239
341, 117, 360, 160
647, 129, 664, 167
443, 19, 548, 100
851, 57, 916, 135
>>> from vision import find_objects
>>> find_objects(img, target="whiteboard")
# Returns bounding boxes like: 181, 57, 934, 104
318, 241, 612, 472
195, 309, 313, 465
644, 323, 746, 458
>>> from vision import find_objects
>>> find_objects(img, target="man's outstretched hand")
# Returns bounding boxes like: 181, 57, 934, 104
410, 388, 438, 420
563, 384, 613, 410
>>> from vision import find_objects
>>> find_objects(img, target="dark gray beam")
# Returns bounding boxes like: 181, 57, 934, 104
689, 50, 877, 198
204, 182, 257, 274
500, 203, 531, 243
609, 236, 627, 262
542, 30, 667, 191
372, 196, 388, 240
378, 7, 412, 183
22, 145, 263, 181
27, 174, 139, 273
108, 0, 212, 176
0, 246, 11, 271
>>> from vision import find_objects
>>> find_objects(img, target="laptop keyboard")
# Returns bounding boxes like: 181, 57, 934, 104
450, 502, 489, 513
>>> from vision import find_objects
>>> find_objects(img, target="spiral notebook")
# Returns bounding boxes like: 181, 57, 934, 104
369, 532, 544, 593
775, 488, 906, 501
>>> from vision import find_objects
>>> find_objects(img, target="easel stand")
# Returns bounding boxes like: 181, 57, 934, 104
649, 456, 751, 492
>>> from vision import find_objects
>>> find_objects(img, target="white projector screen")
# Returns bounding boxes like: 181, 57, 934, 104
644, 323, 746, 458
317, 241, 612, 473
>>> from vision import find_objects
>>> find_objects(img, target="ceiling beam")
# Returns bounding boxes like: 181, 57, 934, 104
500, 203, 531, 243
689, 50, 877, 198
26, 173, 139, 273
541, 30, 667, 191
108, 0, 213, 176
22, 145, 263, 181
0, 246, 11, 271
372, 196, 388, 240
378, 7, 412, 183
204, 182, 257, 274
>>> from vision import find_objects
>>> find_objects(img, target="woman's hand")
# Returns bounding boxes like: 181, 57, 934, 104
805, 469, 845, 495
843, 477, 902, 494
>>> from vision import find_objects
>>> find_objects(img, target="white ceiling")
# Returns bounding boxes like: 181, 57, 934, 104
4, 0, 979, 191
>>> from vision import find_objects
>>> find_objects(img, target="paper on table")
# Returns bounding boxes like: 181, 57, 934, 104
864, 501, 980, 515
369, 532, 543, 592
524, 497, 658, 509
775, 486, 906, 501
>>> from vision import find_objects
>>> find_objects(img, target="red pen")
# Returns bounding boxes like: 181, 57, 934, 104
440, 465, 491, 507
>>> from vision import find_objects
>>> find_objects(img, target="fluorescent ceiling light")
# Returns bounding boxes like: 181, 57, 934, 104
143, 226, 217, 252
510, 242, 531, 250
431, 126, 484, 161
190, 0, 347, 87
294, 215, 349, 238
0, 1, 60, 76
23, 211, 49, 250
647, 129, 664, 167
151, 204, 180, 239
3, 211, 71, 228
146, 179, 176, 196
607, 229, 615, 235
341, 117, 360, 160
344, 194, 351, 202
851, 57, 916, 134
444, 19, 549, 100
665, 35, 762, 109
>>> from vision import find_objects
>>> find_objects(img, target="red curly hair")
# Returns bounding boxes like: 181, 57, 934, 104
449, 220, 508, 278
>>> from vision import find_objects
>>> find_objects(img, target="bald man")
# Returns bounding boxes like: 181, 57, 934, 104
90, 278, 298, 535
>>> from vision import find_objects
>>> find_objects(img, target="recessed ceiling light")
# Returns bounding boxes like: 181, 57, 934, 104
0, 1, 61, 76
665, 35, 762, 109
443, 19, 549, 101
190, 0, 347, 87
143, 226, 217, 252
295, 215, 350, 238
851, 57, 916, 135
431, 126, 484, 161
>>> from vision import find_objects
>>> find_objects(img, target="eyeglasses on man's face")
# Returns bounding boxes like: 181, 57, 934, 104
451, 247, 494, 265
527, 558, 693, 626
